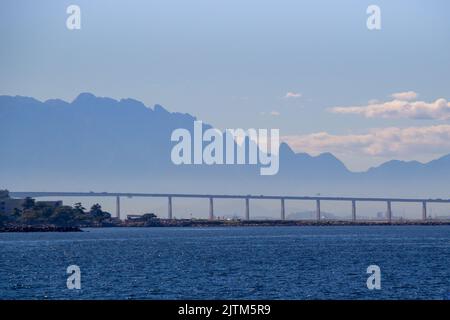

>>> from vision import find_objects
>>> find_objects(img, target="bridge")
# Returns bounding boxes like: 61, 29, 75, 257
10, 191, 450, 222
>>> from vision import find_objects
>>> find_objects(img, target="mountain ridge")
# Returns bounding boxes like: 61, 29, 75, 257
1, 93, 449, 197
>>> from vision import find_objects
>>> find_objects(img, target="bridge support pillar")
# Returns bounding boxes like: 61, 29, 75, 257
168, 196, 173, 220
316, 199, 321, 221
351, 200, 356, 222
245, 198, 250, 220
387, 201, 392, 223
209, 197, 214, 220
116, 196, 121, 220
281, 198, 285, 220
422, 201, 427, 221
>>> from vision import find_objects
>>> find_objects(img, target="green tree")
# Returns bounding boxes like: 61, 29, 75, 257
22, 197, 35, 210
89, 203, 111, 222
73, 202, 86, 213
20, 208, 42, 224
12, 207, 22, 218
0, 212, 8, 225
49, 206, 78, 227
90, 203, 102, 214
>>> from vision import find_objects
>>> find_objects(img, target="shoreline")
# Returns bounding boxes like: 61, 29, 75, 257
0, 225, 82, 232
128, 219, 450, 227
2, 219, 450, 232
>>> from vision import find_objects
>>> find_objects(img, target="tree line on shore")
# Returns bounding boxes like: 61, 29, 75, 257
0, 198, 115, 227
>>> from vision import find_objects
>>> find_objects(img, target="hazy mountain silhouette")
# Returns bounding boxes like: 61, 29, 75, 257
1, 93, 449, 197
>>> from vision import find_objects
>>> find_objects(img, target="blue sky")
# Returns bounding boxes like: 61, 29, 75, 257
1, 0, 449, 170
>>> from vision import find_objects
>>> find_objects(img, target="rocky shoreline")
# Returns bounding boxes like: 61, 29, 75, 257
121, 219, 450, 228
0, 225, 82, 232
1, 219, 449, 232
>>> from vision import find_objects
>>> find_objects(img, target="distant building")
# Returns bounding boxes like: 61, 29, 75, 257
0, 190, 25, 215
0, 190, 9, 198
127, 214, 143, 221
0, 190, 62, 215
0, 198, 25, 215
126, 213, 157, 221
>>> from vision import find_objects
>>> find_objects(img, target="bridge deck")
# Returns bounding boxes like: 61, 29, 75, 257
9, 191, 450, 203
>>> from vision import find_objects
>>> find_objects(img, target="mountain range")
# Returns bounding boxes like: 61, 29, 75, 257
1, 93, 450, 199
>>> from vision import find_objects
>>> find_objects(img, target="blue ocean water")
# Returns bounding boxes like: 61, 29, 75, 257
0, 226, 449, 300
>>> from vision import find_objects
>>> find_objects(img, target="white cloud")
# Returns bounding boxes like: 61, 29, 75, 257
331, 93, 450, 120
282, 125, 450, 158
391, 91, 418, 101
285, 92, 302, 99
261, 111, 280, 116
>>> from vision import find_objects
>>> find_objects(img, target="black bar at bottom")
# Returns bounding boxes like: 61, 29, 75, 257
0, 300, 448, 318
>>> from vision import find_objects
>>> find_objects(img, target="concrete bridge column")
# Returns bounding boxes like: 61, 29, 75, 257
422, 201, 427, 221
387, 201, 392, 222
209, 197, 214, 220
316, 199, 321, 221
245, 198, 250, 221
116, 196, 121, 220
351, 200, 356, 222
168, 196, 173, 220
281, 198, 285, 220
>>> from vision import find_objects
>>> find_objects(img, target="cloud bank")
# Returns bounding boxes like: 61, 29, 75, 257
390, 91, 418, 101
260, 111, 280, 116
282, 125, 450, 158
285, 92, 302, 99
331, 92, 450, 120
